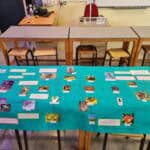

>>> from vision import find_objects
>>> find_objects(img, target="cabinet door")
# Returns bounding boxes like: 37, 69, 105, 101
0, 0, 25, 32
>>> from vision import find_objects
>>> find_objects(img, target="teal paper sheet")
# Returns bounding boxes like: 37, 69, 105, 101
0, 66, 150, 134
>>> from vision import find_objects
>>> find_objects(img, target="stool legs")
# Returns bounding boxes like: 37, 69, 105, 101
23, 131, 29, 150
57, 130, 61, 150
139, 134, 146, 150
15, 130, 23, 150
103, 133, 108, 150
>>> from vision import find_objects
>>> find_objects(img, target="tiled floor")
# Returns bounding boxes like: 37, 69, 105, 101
0, 130, 149, 150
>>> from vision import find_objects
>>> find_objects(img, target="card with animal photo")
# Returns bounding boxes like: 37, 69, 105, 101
19, 87, 29, 96
45, 113, 60, 123
79, 101, 88, 111
88, 114, 96, 125
67, 67, 76, 74
0, 104, 11, 112
63, 85, 71, 93
122, 113, 134, 126
105, 72, 116, 81
38, 86, 49, 92
50, 96, 59, 104
136, 92, 150, 102
85, 97, 97, 105
64, 76, 76, 82
128, 82, 137, 88
112, 86, 120, 94
86, 76, 96, 82
84, 86, 95, 93
22, 100, 35, 111
41, 73, 56, 80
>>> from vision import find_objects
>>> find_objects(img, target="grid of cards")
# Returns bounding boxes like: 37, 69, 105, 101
0, 67, 150, 131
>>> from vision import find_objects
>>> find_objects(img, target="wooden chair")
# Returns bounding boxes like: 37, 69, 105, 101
33, 47, 58, 65
141, 45, 150, 66
8, 48, 33, 65
76, 45, 97, 66
102, 133, 146, 150
103, 48, 130, 66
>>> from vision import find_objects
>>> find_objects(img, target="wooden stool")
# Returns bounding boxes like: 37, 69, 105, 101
76, 45, 97, 65
141, 45, 150, 66
8, 48, 32, 65
102, 133, 146, 150
103, 48, 130, 66
33, 48, 58, 65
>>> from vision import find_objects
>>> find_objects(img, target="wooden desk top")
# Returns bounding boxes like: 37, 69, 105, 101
70, 26, 138, 39
132, 26, 150, 39
0, 26, 69, 40
19, 13, 55, 26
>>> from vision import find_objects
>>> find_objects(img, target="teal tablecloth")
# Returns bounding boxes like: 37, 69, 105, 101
0, 66, 150, 134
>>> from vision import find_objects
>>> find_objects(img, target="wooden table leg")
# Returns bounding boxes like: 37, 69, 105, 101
130, 39, 141, 66
85, 131, 91, 150
23, 131, 29, 150
0, 41, 10, 65
57, 130, 61, 150
15, 130, 23, 150
79, 130, 85, 150
67, 39, 73, 65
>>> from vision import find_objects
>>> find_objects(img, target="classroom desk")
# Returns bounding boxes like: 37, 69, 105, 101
0, 66, 150, 150
18, 12, 56, 26
69, 26, 139, 65
131, 26, 150, 65
0, 26, 69, 65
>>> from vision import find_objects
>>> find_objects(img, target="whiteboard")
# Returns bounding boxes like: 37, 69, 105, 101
95, 0, 150, 8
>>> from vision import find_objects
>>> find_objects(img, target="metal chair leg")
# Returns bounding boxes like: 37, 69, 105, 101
29, 50, 36, 66
57, 130, 61, 150
35, 56, 39, 66
109, 57, 112, 66
103, 51, 107, 66
142, 51, 147, 66
103, 133, 108, 150
25, 52, 29, 66
23, 131, 29, 150
56, 48, 59, 65
14, 56, 20, 66
76, 49, 79, 65
15, 130, 23, 150
96, 132, 100, 137
139, 134, 146, 150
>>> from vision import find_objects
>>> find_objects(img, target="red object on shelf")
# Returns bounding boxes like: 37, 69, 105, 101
84, 3, 99, 17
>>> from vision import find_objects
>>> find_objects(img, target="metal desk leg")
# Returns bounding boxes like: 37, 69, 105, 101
103, 133, 108, 150
57, 130, 61, 150
146, 140, 150, 150
15, 130, 23, 150
23, 131, 29, 150
139, 134, 146, 150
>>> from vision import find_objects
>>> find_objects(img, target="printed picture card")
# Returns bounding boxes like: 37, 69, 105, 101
137, 76, 150, 81
30, 94, 48, 100
38, 86, 49, 92
0, 80, 14, 93
0, 104, 11, 112
98, 119, 120, 126
117, 97, 123, 106
130, 70, 150, 75
18, 113, 39, 119
84, 86, 95, 93
0, 118, 18, 124
86, 76, 96, 82
128, 82, 137, 88
85, 97, 97, 105
45, 113, 60, 123
67, 67, 76, 74
39, 68, 57, 73
122, 113, 134, 126
10, 69, 26, 73
105, 72, 116, 81
22, 100, 35, 111
136, 92, 150, 102
64, 75, 76, 82
19, 81, 38, 85
88, 114, 96, 125
116, 76, 135, 80
41, 73, 56, 80
50, 96, 59, 104
19, 87, 29, 96
112, 86, 120, 94
63, 85, 71, 93
79, 101, 88, 111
